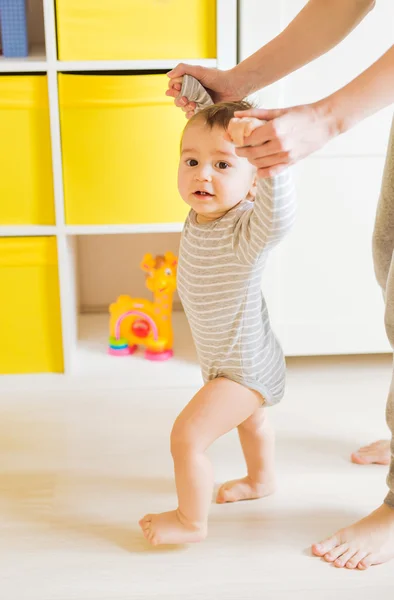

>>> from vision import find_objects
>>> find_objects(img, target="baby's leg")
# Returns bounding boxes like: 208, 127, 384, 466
216, 407, 276, 503
139, 378, 261, 545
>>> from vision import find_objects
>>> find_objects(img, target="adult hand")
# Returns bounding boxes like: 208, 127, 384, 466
166, 64, 242, 119
234, 103, 338, 177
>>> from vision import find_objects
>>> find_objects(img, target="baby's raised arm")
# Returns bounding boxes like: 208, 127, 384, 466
227, 116, 296, 263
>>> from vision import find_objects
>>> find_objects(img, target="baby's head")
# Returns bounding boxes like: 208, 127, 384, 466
178, 101, 257, 223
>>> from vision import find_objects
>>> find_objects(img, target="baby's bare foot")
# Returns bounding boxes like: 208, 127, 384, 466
139, 510, 207, 546
312, 503, 394, 569
351, 439, 390, 465
216, 475, 276, 504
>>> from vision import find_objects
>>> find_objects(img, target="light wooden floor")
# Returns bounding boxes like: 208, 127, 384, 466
1, 355, 394, 599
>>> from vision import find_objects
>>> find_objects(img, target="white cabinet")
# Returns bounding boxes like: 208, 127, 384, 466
240, 0, 393, 355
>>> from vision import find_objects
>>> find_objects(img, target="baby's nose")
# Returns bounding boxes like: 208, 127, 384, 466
195, 165, 212, 181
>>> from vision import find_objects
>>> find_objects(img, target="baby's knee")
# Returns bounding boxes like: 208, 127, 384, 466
170, 419, 202, 456
239, 407, 266, 434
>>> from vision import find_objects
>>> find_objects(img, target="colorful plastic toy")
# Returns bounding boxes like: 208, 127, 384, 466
108, 252, 178, 361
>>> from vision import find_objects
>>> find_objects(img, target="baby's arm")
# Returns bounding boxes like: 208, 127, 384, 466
228, 117, 296, 263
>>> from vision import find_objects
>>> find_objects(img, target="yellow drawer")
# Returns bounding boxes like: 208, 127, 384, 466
0, 237, 63, 374
56, 0, 216, 61
59, 74, 188, 225
0, 76, 55, 225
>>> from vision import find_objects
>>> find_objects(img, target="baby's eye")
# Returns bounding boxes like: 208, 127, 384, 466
186, 159, 198, 167
165, 268, 172, 276
215, 161, 230, 169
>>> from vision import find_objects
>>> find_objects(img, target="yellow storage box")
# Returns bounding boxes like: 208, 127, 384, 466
0, 237, 63, 374
56, 0, 216, 61
0, 76, 55, 225
59, 74, 188, 225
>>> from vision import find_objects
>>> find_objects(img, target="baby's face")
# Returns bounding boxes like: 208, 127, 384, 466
178, 120, 256, 222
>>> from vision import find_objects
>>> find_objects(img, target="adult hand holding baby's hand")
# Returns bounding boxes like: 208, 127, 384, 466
166, 64, 242, 119
227, 115, 290, 178
167, 76, 197, 119
227, 116, 265, 148
233, 103, 338, 177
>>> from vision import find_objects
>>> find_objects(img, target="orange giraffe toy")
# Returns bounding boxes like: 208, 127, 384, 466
108, 252, 178, 361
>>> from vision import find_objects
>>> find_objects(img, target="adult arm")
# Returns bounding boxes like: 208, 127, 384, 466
166, 0, 376, 116
236, 44, 394, 176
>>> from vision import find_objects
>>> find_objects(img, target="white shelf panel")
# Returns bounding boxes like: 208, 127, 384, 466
0, 225, 57, 237
72, 311, 202, 388
0, 55, 217, 74
56, 58, 217, 72
65, 223, 184, 235
0, 45, 47, 72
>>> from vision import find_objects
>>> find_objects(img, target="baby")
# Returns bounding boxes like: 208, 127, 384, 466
139, 80, 296, 546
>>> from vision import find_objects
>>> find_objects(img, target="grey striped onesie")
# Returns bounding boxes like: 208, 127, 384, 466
177, 173, 296, 406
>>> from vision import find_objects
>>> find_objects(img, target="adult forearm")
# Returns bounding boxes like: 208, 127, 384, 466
321, 44, 394, 136
232, 0, 375, 96
232, 44, 394, 176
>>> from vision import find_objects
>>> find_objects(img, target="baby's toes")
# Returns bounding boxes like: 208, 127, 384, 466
139, 514, 152, 531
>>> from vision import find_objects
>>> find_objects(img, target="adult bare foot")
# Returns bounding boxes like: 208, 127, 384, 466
139, 510, 207, 546
216, 475, 276, 503
312, 503, 394, 569
351, 440, 391, 465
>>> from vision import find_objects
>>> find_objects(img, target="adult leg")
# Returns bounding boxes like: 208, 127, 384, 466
351, 440, 390, 465
351, 115, 394, 466
312, 117, 394, 568
312, 258, 394, 569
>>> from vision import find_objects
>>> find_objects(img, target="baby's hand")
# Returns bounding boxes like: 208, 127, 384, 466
227, 117, 265, 147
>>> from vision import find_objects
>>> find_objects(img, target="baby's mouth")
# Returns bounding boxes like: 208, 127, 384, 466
194, 191, 214, 198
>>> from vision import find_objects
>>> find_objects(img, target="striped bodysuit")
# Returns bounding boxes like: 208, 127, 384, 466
177, 173, 296, 406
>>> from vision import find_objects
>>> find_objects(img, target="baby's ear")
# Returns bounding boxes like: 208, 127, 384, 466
246, 173, 258, 201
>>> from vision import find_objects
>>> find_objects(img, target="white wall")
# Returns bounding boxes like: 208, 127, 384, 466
241, 0, 393, 355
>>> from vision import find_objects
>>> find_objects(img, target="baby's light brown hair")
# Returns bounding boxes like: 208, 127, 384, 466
185, 100, 253, 132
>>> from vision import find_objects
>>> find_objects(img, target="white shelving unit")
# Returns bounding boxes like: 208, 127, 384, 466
0, 44, 46, 71
0, 0, 238, 381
